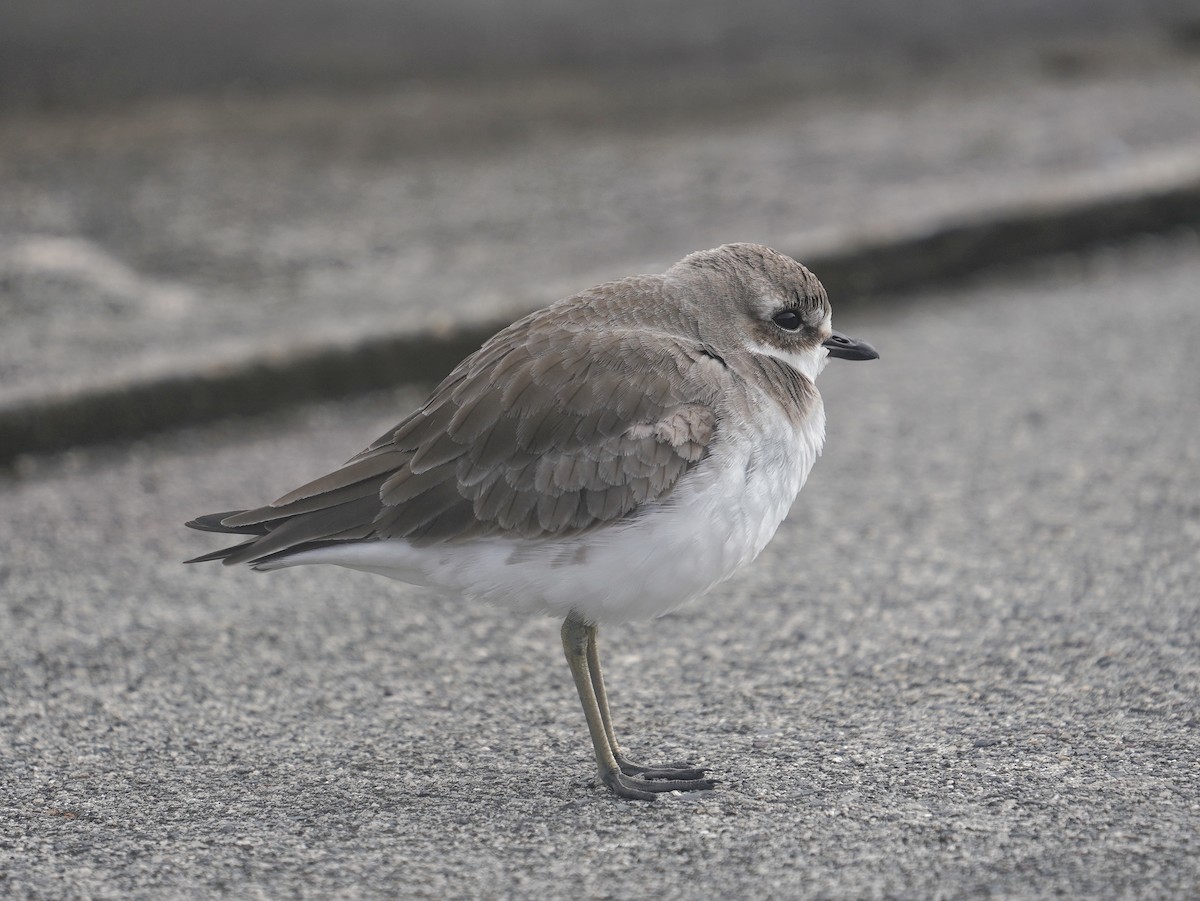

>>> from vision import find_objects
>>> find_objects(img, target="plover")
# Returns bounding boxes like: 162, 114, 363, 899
187, 243, 878, 800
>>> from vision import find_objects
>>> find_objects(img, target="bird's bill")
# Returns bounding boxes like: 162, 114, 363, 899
823, 330, 879, 361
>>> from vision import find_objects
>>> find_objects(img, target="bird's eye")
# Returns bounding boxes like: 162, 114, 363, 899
772, 310, 802, 331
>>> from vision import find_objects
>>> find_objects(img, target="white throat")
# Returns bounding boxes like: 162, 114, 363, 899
749, 342, 830, 383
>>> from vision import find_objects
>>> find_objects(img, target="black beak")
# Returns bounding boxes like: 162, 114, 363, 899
824, 329, 879, 361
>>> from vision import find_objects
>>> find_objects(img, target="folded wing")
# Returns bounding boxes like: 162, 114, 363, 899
186, 308, 730, 567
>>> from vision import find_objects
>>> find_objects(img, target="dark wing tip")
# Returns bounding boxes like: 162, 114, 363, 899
183, 540, 256, 565
185, 510, 266, 535
185, 511, 268, 564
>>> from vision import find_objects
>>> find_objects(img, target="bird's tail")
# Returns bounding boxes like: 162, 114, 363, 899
183, 510, 264, 564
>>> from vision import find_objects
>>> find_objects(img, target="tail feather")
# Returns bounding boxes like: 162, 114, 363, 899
184, 510, 271, 566
183, 541, 258, 565
185, 449, 396, 567
184, 502, 382, 568
219, 496, 380, 566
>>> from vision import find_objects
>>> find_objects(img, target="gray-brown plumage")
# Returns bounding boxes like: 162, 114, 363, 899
187, 242, 878, 801
189, 247, 825, 567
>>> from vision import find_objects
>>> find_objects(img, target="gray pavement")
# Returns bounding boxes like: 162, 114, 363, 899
3, 39, 1200, 414
2, 234, 1197, 898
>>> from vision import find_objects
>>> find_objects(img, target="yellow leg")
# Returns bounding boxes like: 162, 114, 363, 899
561, 613, 715, 800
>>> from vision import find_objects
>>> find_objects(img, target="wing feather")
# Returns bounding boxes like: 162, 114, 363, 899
188, 294, 734, 565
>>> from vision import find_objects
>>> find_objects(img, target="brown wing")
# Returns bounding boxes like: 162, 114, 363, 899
194, 311, 730, 566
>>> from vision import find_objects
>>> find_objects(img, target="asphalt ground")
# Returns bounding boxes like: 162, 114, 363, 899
2, 234, 1197, 898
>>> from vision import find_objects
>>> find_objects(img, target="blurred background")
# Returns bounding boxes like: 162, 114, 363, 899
2, 0, 1198, 106
2, 0, 1199, 438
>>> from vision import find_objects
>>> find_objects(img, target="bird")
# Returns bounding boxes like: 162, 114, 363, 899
186, 243, 878, 800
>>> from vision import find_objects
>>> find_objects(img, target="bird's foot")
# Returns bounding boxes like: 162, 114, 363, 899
601, 765, 717, 801
617, 756, 709, 782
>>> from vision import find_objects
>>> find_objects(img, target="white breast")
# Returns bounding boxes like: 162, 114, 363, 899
270, 393, 826, 624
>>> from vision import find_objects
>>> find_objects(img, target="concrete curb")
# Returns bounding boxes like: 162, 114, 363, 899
3, 160, 1199, 466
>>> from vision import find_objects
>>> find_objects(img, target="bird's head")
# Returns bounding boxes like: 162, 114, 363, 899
670, 242, 878, 381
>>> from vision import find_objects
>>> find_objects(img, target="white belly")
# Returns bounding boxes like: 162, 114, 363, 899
268, 398, 826, 624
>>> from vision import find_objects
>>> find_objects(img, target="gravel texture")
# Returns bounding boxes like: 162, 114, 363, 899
2, 235, 1198, 898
